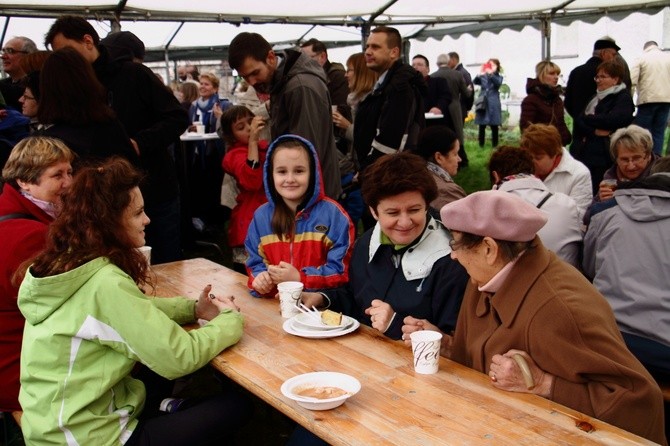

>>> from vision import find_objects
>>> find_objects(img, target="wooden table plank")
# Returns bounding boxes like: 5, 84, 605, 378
152, 258, 657, 446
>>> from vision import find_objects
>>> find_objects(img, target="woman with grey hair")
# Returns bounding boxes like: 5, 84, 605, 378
595, 124, 658, 202
520, 60, 571, 145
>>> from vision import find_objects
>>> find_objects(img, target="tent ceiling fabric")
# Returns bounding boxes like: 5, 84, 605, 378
1, 1, 666, 62
1, 1, 667, 23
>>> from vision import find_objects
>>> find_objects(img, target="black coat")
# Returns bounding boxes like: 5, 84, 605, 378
92, 46, 189, 205
575, 89, 634, 168
353, 60, 426, 171
40, 119, 139, 167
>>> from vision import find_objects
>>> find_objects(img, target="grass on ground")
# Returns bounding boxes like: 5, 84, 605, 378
454, 123, 521, 194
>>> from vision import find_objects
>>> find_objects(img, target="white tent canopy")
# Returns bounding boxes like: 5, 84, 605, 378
1, 0, 667, 62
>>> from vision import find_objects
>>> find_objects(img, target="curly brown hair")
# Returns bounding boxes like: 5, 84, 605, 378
25, 157, 150, 287
361, 152, 436, 211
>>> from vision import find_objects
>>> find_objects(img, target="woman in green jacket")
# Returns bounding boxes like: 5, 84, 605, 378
17, 157, 250, 445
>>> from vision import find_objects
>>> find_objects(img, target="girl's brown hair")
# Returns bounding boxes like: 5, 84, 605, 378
22, 157, 150, 288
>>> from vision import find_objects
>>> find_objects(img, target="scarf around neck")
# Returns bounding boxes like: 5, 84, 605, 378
20, 190, 58, 218
584, 83, 626, 115
427, 161, 454, 183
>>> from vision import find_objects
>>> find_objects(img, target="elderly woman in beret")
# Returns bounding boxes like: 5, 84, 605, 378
424, 191, 665, 444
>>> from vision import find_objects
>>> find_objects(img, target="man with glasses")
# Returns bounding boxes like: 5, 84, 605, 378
0, 36, 37, 110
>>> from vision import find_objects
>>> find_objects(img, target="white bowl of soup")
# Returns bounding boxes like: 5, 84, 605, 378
280, 371, 361, 410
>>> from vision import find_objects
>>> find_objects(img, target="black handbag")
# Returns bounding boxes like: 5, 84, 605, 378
474, 95, 486, 112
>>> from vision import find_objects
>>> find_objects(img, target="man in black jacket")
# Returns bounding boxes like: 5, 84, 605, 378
45, 16, 189, 264
354, 26, 425, 172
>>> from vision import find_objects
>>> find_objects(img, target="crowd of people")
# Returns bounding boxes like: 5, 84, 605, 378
0, 15, 669, 446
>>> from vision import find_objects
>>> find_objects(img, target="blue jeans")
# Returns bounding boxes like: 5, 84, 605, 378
621, 332, 670, 379
634, 102, 670, 156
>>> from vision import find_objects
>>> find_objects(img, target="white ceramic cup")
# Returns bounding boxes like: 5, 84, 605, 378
195, 123, 205, 134
137, 246, 152, 264
410, 330, 442, 374
277, 281, 303, 318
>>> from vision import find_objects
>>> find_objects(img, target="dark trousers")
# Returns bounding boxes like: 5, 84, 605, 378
478, 125, 499, 147
622, 332, 670, 379
144, 196, 182, 264
125, 393, 252, 446
126, 368, 253, 446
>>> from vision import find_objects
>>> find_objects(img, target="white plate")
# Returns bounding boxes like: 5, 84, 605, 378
292, 312, 353, 330
424, 113, 444, 119
281, 371, 361, 410
283, 317, 360, 338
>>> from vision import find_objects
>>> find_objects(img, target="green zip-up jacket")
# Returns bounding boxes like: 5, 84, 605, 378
18, 257, 244, 445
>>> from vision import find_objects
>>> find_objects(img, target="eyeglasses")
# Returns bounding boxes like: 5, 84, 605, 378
21, 94, 36, 101
1, 48, 28, 56
594, 74, 611, 81
616, 154, 648, 166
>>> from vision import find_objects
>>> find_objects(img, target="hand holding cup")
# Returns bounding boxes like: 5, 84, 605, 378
598, 179, 617, 201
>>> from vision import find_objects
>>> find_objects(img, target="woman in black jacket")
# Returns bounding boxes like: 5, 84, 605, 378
574, 60, 634, 193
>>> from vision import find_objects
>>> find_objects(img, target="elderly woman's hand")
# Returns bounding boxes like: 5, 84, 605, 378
400, 316, 441, 345
252, 271, 274, 295
364, 299, 395, 333
489, 349, 554, 397
597, 180, 616, 201
195, 285, 240, 320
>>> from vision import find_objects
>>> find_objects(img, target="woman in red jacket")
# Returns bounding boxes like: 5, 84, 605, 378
0, 136, 74, 413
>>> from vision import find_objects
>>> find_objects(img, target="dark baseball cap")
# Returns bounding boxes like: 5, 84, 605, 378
594, 39, 621, 51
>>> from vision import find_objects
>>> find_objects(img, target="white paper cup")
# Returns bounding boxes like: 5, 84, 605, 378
410, 330, 442, 374
195, 123, 205, 134
277, 281, 303, 318
331, 105, 338, 114
137, 246, 152, 264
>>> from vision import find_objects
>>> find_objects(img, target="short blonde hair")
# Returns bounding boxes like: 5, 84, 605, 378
535, 60, 561, 81
2, 136, 75, 187
609, 125, 653, 160
199, 72, 220, 91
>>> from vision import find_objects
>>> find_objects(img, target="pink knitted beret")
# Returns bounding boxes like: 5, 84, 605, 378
440, 191, 548, 242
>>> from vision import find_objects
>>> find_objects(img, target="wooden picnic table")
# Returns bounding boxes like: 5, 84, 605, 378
152, 258, 656, 446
